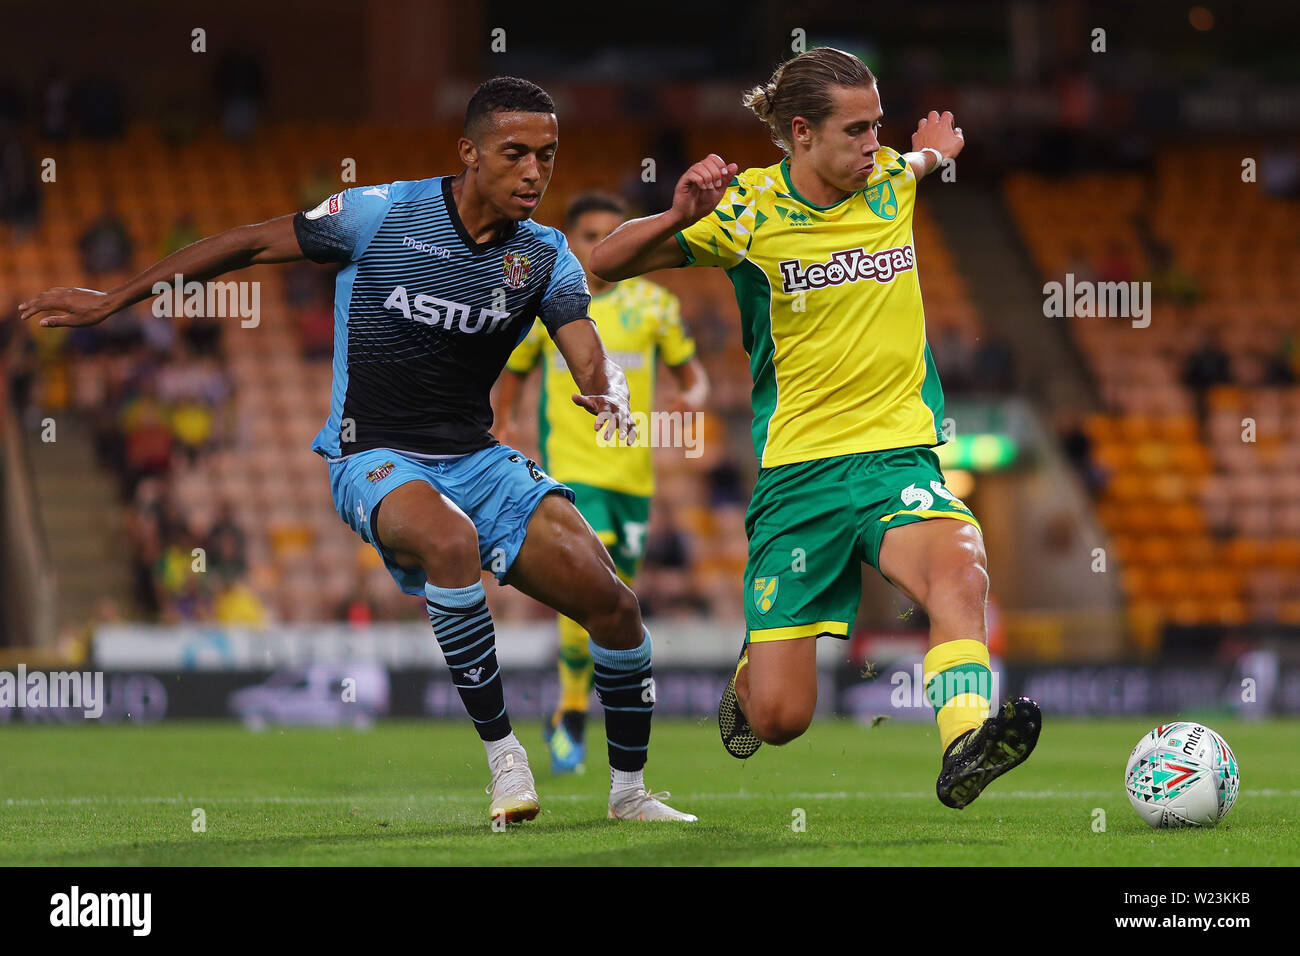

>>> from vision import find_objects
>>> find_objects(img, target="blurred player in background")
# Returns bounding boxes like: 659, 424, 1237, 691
21, 77, 698, 825
592, 48, 1041, 809
496, 191, 709, 774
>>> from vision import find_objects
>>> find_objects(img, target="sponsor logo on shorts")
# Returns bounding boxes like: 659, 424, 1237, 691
366, 461, 396, 483
753, 576, 779, 614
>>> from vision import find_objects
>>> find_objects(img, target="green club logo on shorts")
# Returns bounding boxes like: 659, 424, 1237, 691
753, 576, 779, 614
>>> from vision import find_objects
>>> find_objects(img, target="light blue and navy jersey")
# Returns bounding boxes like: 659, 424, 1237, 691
293, 177, 590, 459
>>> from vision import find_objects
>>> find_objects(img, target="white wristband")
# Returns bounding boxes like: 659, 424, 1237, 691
920, 147, 945, 171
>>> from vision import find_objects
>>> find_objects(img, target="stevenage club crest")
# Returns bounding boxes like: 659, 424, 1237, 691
502, 251, 531, 289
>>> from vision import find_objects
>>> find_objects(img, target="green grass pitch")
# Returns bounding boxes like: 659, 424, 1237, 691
2, 717, 1296, 865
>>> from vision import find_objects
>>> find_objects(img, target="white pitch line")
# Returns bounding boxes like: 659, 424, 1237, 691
3, 789, 1296, 808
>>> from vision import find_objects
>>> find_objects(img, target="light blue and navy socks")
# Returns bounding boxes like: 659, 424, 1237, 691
425, 580, 511, 743
590, 628, 654, 786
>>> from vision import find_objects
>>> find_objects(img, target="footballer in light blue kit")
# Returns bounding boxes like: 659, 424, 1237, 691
21, 77, 697, 826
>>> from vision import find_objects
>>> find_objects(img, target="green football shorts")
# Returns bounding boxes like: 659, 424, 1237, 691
567, 481, 652, 579
743, 446, 981, 644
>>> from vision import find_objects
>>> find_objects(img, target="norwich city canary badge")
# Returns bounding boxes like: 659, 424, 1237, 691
753, 576, 779, 615
865, 179, 898, 220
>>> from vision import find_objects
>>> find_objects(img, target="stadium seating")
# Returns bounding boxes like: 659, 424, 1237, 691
1005, 146, 1300, 631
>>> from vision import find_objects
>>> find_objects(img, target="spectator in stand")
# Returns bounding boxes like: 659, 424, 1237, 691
1143, 244, 1200, 306
159, 213, 201, 257
78, 197, 133, 274
1261, 143, 1300, 199
73, 76, 125, 139
1057, 412, 1109, 500
298, 162, 337, 210
640, 500, 708, 617
1181, 328, 1234, 425
1263, 333, 1298, 386
0, 122, 41, 238
168, 394, 215, 461
213, 578, 267, 625
40, 69, 72, 141
929, 323, 975, 393
621, 126, 688, 215
214, 47, 266, 141
297, 293, 334, 360
972, 335, 1015, 393
206, 502, 248, 580
118, 379, 174, 491
706, 457, 746, 508
1, 303, 38, 421
126, 481, 165, 616
338, 585, 380, 625
285, 259, 332, 308
1095, 239, 1135, 285
1064, 243, 1096, 286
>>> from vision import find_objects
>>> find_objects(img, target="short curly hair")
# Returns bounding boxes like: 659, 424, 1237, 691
464, 76, 556, 138
566, 191, 626, 228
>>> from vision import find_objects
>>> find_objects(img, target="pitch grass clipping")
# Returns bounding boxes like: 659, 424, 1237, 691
0, 718, 1295, 866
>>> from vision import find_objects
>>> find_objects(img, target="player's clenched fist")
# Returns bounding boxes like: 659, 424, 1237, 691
912, 110, 965, 162
671, 154, 740, 226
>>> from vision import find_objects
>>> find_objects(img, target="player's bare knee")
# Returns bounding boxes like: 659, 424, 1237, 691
923, 535, 988, 603
937, 549, 989, 606
583, 576, 643, 650
411, 519, 480, 583
748, 698, 814, 746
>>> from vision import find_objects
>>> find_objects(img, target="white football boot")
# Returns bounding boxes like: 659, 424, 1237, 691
608, 788, 698, 822
486, 746, 540, 825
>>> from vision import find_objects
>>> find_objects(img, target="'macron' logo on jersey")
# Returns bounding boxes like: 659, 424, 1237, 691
382, 286, 512, 334
778, 244, 915, 294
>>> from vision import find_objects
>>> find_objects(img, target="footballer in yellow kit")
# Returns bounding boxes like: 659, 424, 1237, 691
497, 192, 709, 774
590, 47, 1040, 811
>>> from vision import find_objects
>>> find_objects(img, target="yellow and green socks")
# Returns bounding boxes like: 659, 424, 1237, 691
922, 638, 992, 753
555, 614, 594, 730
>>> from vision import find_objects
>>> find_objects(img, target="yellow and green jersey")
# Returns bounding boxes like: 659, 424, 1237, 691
675, 146, 944, 469
505, 276, 696, 496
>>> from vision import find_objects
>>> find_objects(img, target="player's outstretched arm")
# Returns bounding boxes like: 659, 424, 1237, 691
553, 319, 638, 447
20, 214, 305, 328
590, 153, 739, 281
905, 110, 965, 181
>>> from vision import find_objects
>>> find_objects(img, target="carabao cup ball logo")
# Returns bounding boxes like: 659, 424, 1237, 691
502, 252, 531, 290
